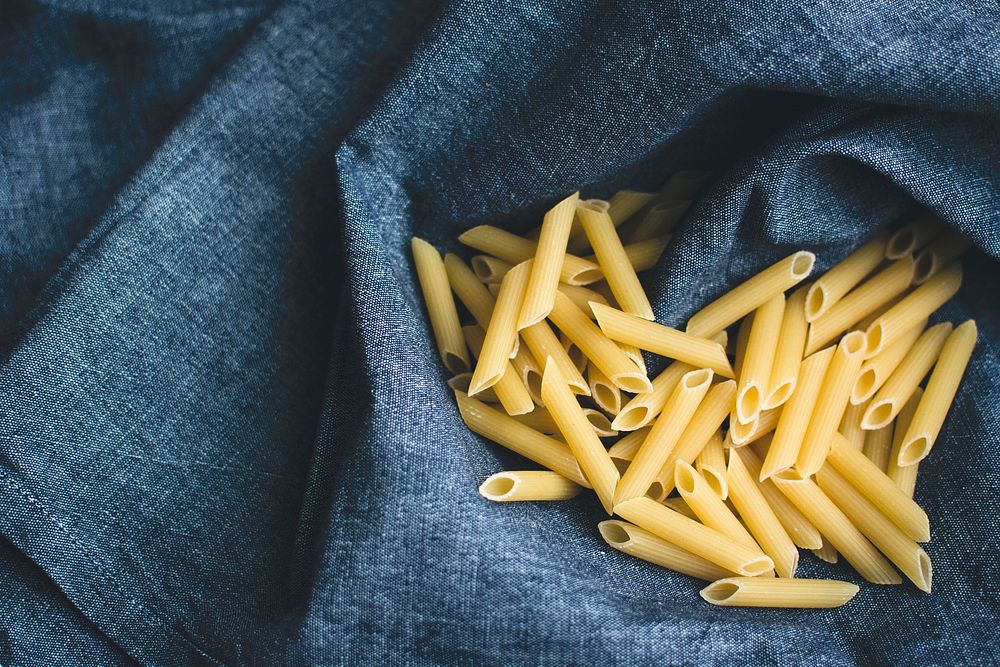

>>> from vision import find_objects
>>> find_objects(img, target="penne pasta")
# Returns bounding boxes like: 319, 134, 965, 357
805, 230, 889, 322
615, 369, 714, 504
854, 293, 905, 333
447, 372, 498, 403
738, 446, 823, 550
470, 254, 513, 284
649, 380, 737, 500
577, 202, 654, 320
732, 311, 753, 380
825, 432, 930, 542
686, 251, 815, 337
764, 286, 809, 409
727, 448, 798, 578
463, 325, 534, 415
458, 223, 602, 286
675, 460, 761, 552
726, 412, 759, 448
887, 388, 922, 498
510, 342, 543, 405
895, 320, 976, 466
805, 255, 915, 354
736, 293, 784, 423
583, 408, 619, 438
588, 364, 623, 416
511, 405, 558, 433
549, 292, 652, 394
444, 253, 498, 329
700, 577, 858, 608
861, 322, 953, 430
615, 497, 774, 576
609, 236, 671, 273
862, 421, 894, 472
817, 465, 932, 592
863, 262, 962, 358
838, 399, 868, 450
540, 359, 620, 514
607, 190, 658, 226
411, 237, 471, 375
628, 200, 691, 243
771, 470, 901, 585
592, 303, 735, 378
519, 193, 582, 328
796, 332, 866, 476
454, 391, 589, 486
470, 261, 532, 395
661, 496, 698, 520
912, 230, 972, 285
521, 320, 589, 395
724, 407, 781, 448
599, 520, 731, 581
558, 283, 609, 316
812, 539, 839, 564
885, 213, 944, 259
607, 426, 652, 464
851, 319, 926, 405
559, 330, 589, 375
478, 471, 583, 502
695, 430, 728, 499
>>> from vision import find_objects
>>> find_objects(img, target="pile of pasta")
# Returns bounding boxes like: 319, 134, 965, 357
411, 174, 976, 609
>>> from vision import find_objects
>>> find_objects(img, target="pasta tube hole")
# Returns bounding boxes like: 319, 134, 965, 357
887, 229, 915, 257
805, 284, 828, 321
700, 467, 726, 499
740, 556, 775, 577
852, 369, 877, 403
614, 373, 654, 394
913, 252, 936, 284
790, 252, 816, 279
865, 323, 885, 356
683, 368, 714, 390
525, 370, 543, 404
737, 384, 761, 424
917, 551, 933, 593
764, 380, 794, 409
841, 330, 866, 355
565, 266, 604, 286
613, 406, 650, 431
700, 581, 740, 603
646, 481, 665, 501
598, 521, 633, 547
478, 474, 518, 501
444, 353, 470, 376
594, 383, 620, 414
584, 409, 617, 437
898, 436, 930, 467
862, 401, 894, 430
674, 462, 697, 495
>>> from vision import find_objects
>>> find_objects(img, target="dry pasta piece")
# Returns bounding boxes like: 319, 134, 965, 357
628, 200, 691, 243
727, 448, 799, 578
885, 212, 944, 259
771, 470, 901, 585
577, 202, 654, 320
615, 497, 774, 576
479, 471, 583, 502
700, 577, 858, 608
695, 430, 728, 499
598, 520, 731, 581
444, 253, 498, 329
862, 421, 894, 472
675, 460, 761, 553
521, 320, 589, 395
723, 407, 780, 448
463, 325, 534, 416
582, 408, 619, 438
447, 372, 498, 403
817, 465, 932, 592
825, 432, 930, 542
607, 426, 652, 465
863, 262, 962, 358
519, 193, 582, 328
411, 237, 471, 375
838, 399, 868, 450
738, 446, 823, 550
587, 364, 622, 415
511, 406, 558, 433
557, 283, 609, 316
470, 260, 532, 395
607, 190, 658, 227
887, 388, 922, 498
861, 322, 952, 430
458, 223, 602, 286
592, 303, 734, 378
549, 292, 652, 394
764, 286, 809, 409
797, 332, 866, 476
661, 496, 698, 520
615, 369, 714, 504
510, 341, 543, 405
540, 359, 620, 514
732, 311, 753, 380
470, 254, 513, 284
805, 256, 915, 354
812, 539, 839, 564
610, 237, 670, 273
805, 230, 889, 322
618, 342, 647, 375
454, 391, 589, 487
686, 251, 815, 338
895, 319, 976, 466
736, 293, 784, 423
912, 230, 972, 285
851, 319, 926, 405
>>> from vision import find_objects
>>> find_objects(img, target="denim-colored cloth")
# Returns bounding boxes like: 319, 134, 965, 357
0, 0, 998, 665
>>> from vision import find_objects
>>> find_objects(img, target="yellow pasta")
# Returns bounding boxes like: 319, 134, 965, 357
470, 261, 532, 395
628, 200, 691, 243
686, 251, 815, 338
863, 262, 962, 357
805, 230, 889, 322
812, 539, 839, 564
444, 253, 498, 329
470, 254, 513, 284
649, 380, 737, 500
559, 330, 588, 375
592, 303, 735, 378
607, 426, 652, 464
838, 399, 868, 450
540, 359, 620, 514
861, 322, 952, 430
854, 293, 905, 333
738, 446, 823, 550
659, 170, 711, 201
519, 193, 582, 328
583, 408, 619, 438
912, 230, 972, 285
805, 256, 915, 354
577, 202, 655, 320
454, 391, 589, 487
463, 325, 534, 416
607, 190, 658, 226
675, 460, 761, 552
617, 342, 647, 375
609, 236, 670, 273
764, 286, 809, 409
724, 407, 780, 448
511, 405, 558, 433
895, 319, 976, 466
598, 520, 731, 581
478, 471, 583, 502
732, 310, 753, 380
727, 448, 799, 578
557, 282, 609, 316
862, 421, 894, 472
457, 223, 602, 286
411, 237, 471, 375
510, 342, 543, 405
549, 292, 652, 393
699, 577, 859, 608
887, 388, 922, 498
885, 212, 944, 259
661, 496, 698, 520
695, 430, 728, 499
736, 293, 784, 423
817, 465, 932, 592
614, 497, 774, 576
521, 320, 589, 395
797, 331, 866, 476
587, 364, 622, 416
771, 470, 901, 585
850, 319, 926, 405
615, 369, 714, 504
447, 372, 498, 403
760, 347, 835, 480
825, 433, 930, 542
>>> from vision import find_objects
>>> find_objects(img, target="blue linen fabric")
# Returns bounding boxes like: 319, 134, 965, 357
0, 0, 998, 665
